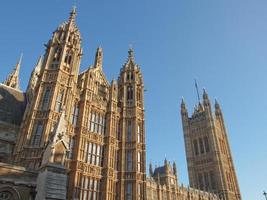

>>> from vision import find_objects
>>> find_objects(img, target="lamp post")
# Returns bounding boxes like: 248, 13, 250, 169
263, 191, 267, 200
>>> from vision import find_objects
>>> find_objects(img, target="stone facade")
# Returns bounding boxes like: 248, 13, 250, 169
146, 160, 219, 200
0, 7, 240, 200
181, 91, 241, 200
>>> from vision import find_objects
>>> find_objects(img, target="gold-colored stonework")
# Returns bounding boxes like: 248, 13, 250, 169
0, 7, 240, 200
181, 91, 241, 200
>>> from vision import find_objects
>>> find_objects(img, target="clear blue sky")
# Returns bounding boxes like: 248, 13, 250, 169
0, 1, 266, 199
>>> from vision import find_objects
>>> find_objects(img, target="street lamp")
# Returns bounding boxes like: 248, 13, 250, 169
263, 191, 267, 200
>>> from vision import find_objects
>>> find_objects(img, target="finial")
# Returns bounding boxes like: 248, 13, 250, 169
194, 79, 201, 103
128, 45, 134, 60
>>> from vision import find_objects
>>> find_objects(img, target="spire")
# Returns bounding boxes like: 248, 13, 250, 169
68, 6, 77, 24
181, 97, 188, 116
3, 54, 22, 90
202, 88, 211, 110
26, 56, 43, 100
94, 46, 103, 69
181, 97, 186, 109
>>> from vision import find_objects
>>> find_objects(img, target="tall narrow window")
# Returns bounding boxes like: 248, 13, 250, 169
204, 136, 210, 153
126, 183, 132, 200
126, 151, 132, 171
87, 142, 92, 163
127, 86, 133, 100
199, 138, 205, 154
55, 90, 64, 112
31, 122, 43, 147
41, 87, 51, 110
90, 112, 95, 132
137, 124, 141, 143
137, 152, 141, 172
193, 139, 199, 155
127, 120, 132, 142
72, 104, 79, 127
95, 145, 102, 166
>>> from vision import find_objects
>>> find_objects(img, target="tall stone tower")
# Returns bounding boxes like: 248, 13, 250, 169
181, 89, 241, 200
116, 48, 146, 200
14, 7, 82, 169
10, 7, 146, 200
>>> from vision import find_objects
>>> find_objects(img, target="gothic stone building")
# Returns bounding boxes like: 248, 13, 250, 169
0, 8, 239, 200
181, 92, 241, 200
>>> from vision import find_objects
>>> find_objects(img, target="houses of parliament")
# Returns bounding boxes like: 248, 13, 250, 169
0, 8, 241, 200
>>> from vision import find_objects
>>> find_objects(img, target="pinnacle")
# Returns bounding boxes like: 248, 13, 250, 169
128, 47, 134, 60
69, 6, 77, 23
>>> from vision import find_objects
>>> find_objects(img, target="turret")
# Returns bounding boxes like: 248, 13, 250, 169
94, 46, 103, 69
203, 89, 211, 109
3, 54, 22, 90
181, 97, 188, 117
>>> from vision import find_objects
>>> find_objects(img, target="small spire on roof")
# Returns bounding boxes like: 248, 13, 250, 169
69, 6, 77, 23
3, 53, 23, 90
128, 45, 134, 61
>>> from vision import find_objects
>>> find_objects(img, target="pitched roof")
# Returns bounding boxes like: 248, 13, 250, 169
0, 84, 26, 125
